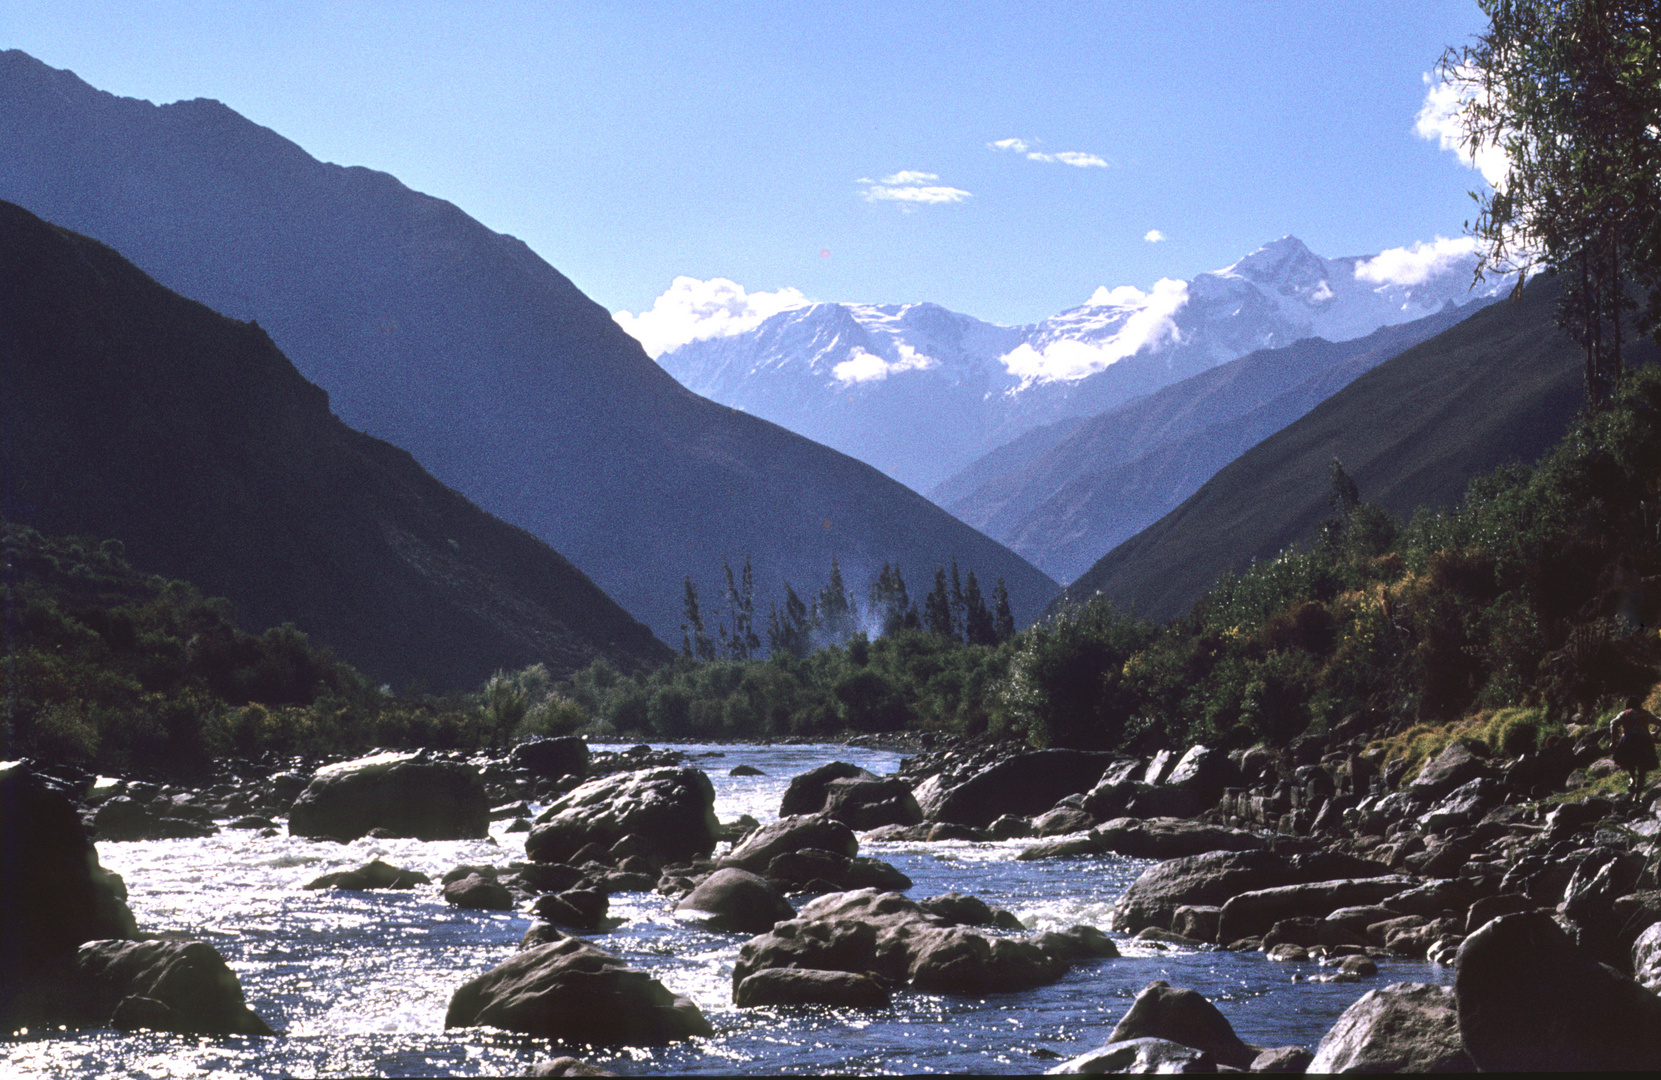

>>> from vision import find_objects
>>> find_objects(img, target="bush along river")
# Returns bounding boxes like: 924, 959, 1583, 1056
4, 733, 1661, 1076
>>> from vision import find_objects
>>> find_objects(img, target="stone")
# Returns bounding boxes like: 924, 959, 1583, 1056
1031, 807, 1096, 837
1105, 980, 1257, 1069
1418, 778, 1505, 832
719, 815, 859, 873
1047, 1037, 1217, 1074
1464, 891, 1537, 934
1634, 920, 1661, 992
779, 761, 876, 816
288, 752, 489, 841
917, 893, 997, 927
443, 874, 515, 911
1037, 926, 1121, 962
822, 777, 924, 830
520, 921, 568, 949
527, 767, 719, 865
988, 814, 1034, 839
445, 938, 711, 1044
69, 939, 276, 1036
510, 736, 590, 781
1111, 849, 1393, 934
532, 889, 609, 932
528, 1057, 615, 1077
1407, 742, 1496, 801
674, 868, 794, 934
1092, 818, 1264, 860
1249, 1046, 1313, 1072
728, 764, 764, 777
509, 862, 588, 896
929, 750, 1122, 828
91, 797, 161, 842
1455, 911, 1661, 1071
1217, 876, 1419, 942
0, 762, 138, 1020
1306, 982, 1473, 1073
1170, 906, 1221, 944
1381, 879, 1475, 918
303, 858, 431, 891
732, 967, 890, 1008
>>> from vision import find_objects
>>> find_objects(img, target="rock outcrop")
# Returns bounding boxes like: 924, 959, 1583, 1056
527, 768, 719, 865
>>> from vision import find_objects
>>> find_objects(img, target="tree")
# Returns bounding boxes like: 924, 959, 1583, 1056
923, 566, 957, 640
962, 570, 998, 646
869, 562, 918, 637
767, 583, 812, 660
992, 578, 1016, 642
1441, 0, 1661, 405
813, 557, 857, 644
681, 577, 714, 661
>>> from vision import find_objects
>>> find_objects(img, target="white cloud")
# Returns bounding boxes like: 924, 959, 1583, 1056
988, 138, 1110, 168
857, 171, 972, 205
831, 343, 938, 385
1354, 235, 1480, 286
1415, 70, 1509, 186
612, 276, 810, 358
1000, 278, 1189, 384
1143, 229, 1166, 244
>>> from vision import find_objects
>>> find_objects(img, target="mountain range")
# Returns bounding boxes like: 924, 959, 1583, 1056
655, 237, 1509, 495
0, 198, 670, 692
0, 49, 1059, 646
1061, 275, 1656, 622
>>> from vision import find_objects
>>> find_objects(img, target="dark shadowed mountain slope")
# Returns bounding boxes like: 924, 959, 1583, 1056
0, 199, 671, 691
0, 51, 1059, 640
1058, 276, 1648, 622
945, 300, 1490, 581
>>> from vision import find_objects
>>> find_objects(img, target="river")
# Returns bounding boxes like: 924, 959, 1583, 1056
3, 742, 1453, 1076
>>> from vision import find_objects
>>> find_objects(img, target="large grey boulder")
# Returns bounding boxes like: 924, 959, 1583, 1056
731, 888, 1092, 997
69, 939, 276, 1035
1110, 849, 1392, 934
0, 763, 137, 1028
779, 761, 876, 816
929, 750, 1123, 828
445, 938, 712, 1044
1094, 818, 1263, 860
718, 815, 858, 873
1307, 983, 1473, 1073
1105, 980, 1257, 1069
1455, 911, 1661, 1071
288, 752, 489, 841
304, 858, 431, 891
1217, 875, 1419, 942
733, 968, 891, 1009
527, 767, 718, 865
1047, 1038, 1217, 1074
674, 868, 794, 934
1407, 742, 1496, 801
1634, 920, 1661, 993
822, 777, 923, 830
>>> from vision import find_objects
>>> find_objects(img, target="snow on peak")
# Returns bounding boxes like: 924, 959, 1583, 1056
1005, 278, 1190, 385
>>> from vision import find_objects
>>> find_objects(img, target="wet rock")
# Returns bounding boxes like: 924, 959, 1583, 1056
732, 968, 891, 1008
445, 938, 711, 1044
917, 892, 996, 927
1307, 982, 1472, 1073
303, 858, 431, 891
70, 939, 276, 1035
443, 873, 515, 911
509, 736, 590, 781
288, 752, 489, 841
0, 762, 138, 1019
1217, 876, 1418, 942
822, 777, 923, 830
520, 921, 568, 949
1048, 1037, 1217, 1074
719, 815, 858, 873
1037, 926, 1121, 963
508, 862, 587, 896
1112, 850, 1393, 934
1105, 979, 1257, 1069
728, 764, 764, 777
674, 868, 794, 934
1170, 906, 1221, 943
1455, 911, 1661, 1071
929, 750, 1123, 828
1031, 807, 1095, 837
528, 1057, 616, 1077
527, 768, 718, 865
779, 761, 875, 816
988, 814, 1034, 840
1092, 818, 1264, 860
532, 889, 609, 932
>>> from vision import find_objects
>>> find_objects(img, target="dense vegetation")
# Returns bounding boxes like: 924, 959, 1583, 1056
0, 526, 521, 778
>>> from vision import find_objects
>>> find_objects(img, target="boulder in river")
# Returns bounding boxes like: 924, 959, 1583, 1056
674, 868, 795, 934
304, 858, 431, 891
1455, 910, 1661, 1071
0, 762, 138, 1027
1104, 980, 1258, 1069
287, 752, 489, 841
1306, 982, 1473, 1073
732, 968, 891, 1009
70, 939, 276, 1035
510, 736, 590, 781
1110, 848, 1393, 934
443, 873, 516, 911
719, 815, 859, 874
1047, 1037, 1217, 1074
1216, 875, 1418, 942
821, 777, 923, 830
527, 767, 719, 865
445, 938, 712, 1044
928, 750, 1123, 828
779, 761, 876, 816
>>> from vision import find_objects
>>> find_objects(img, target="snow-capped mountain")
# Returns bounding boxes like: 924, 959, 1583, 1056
651, 236, 1507, 494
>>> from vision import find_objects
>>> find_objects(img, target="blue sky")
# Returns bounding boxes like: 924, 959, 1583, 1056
5, 1, 1490, 334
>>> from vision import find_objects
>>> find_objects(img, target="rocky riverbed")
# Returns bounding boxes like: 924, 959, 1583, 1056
4, 729, 1661, 1074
